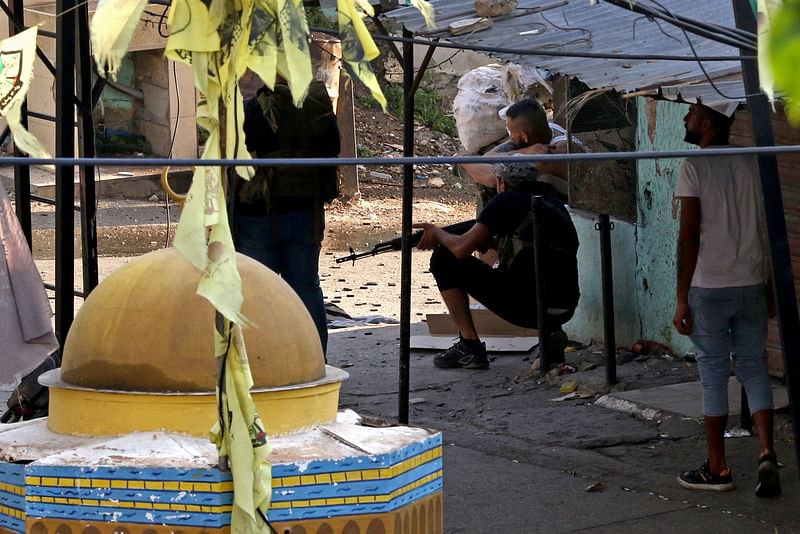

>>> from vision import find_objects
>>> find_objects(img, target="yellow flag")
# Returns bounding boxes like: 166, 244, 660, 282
275, 0, 313, 105
411, 0, 436, 29
210, 319, 272, 534
0, 27, 49, 158
90, 0, 149, 79
338, 0, 387, 110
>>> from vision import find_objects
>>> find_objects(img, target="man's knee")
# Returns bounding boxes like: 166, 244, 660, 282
430, 246, 458, 278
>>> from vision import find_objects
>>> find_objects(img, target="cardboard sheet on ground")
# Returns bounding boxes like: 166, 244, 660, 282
410, 335, 537, 353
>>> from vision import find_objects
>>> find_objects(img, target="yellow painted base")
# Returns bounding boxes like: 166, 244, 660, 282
44, 370, 345, 438
25, 521, 229, 534
273, 492, 444, 534
25, 492, 443, 534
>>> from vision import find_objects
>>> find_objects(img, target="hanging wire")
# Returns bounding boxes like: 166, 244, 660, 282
310, 26, 755, 62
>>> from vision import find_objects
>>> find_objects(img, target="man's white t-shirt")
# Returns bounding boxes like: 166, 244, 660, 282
675, 147, 768, 289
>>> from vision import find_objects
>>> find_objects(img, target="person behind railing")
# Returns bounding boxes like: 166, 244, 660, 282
414, 160, 580, 370
232, 79, 341, 356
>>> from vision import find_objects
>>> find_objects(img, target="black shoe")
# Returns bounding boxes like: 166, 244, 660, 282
532, 330, 568, 369
755, 452, 781, 498
677, 459, 734, 491
434, 337, 489, 370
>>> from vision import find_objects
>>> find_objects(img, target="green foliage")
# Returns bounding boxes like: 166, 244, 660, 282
768, 2, 800, 124
361, 82, 456, 136
356, 144, 372, 157
305, 7, 337, 30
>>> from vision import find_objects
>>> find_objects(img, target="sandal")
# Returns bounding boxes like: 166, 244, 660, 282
755, 451, 781, 498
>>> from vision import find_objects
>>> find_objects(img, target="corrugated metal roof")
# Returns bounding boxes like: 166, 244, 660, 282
382, 0, 746, 106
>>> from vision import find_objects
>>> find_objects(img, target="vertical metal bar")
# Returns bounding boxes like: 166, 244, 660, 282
55, 0, 77, 347
8, 0, 31, 249
75, 0, 98, 295
733, 0, 800, 473
598, 214, 617, 385
531, 196, 551, 372
410, 40, 438, 96
398, 28, 414, 425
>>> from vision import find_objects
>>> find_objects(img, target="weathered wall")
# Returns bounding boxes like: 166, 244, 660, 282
634, 98, 693, 354
564, 211, 639, 347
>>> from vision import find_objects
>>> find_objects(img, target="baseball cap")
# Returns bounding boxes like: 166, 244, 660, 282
492, 157, 539, 186
703, 101, 738, 118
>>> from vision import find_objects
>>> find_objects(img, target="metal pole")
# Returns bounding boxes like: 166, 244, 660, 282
732, 0, 800, 473
531, 196, 551, 372
398, 28, 414, 424
597, 214, 617, 385
55, 0, 76, 347
8, 0, 31, 249
76, 0, 99, 295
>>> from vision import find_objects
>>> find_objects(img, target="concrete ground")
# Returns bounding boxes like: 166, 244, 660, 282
328, 324, 799, 534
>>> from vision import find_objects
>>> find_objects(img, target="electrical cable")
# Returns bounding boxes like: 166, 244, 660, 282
601, 0, 756, 51
309, 26, 755, 62
164, 60, 181, 249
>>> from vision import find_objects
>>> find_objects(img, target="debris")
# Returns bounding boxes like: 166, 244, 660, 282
631, 339, 674, 358
585, 482, 604, 493
370, 171, 393, 181
724, 427, 752, 438
409, 397, 426, 404
559, 381, 578, 394
148, 194, 160, 202
428, 177, 445, 188
549, 392, 579, 402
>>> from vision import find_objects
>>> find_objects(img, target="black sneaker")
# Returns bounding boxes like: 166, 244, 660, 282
530, 330, 569, 371
677, 459, 734, 491
755, 452, 781, 498
434, 337, 489, 370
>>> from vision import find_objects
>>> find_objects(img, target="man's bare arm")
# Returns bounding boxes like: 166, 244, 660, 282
673, 196, 701, 334
413, 222, 492, 259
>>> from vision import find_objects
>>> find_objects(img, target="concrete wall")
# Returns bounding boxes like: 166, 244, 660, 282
634, 98, 693, 354
564, 211, 639, 347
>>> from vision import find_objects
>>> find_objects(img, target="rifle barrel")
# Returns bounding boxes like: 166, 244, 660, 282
334, 219, 476, 265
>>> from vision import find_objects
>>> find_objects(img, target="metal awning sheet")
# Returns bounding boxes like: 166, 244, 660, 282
383, 0, 746, 103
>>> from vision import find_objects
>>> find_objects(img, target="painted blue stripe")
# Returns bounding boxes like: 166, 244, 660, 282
272, 434, 442, 478
26, 503, 230, 528
26, 486, 231, 506
25, 465, 231, 483
0, 464, 25, 486
22, 434, 442, 482
0, 513, 24, 533
271, 458, 442, 502
0, 488, 25, 510
267, 480, 443, 522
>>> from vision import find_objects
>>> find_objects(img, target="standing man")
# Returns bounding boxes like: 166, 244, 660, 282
234, 80, 340, 355
415, 161, 579, 370
673, 103, 780, 497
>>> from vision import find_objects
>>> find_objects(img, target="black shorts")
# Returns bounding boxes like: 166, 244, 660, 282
429, 246, 574, 329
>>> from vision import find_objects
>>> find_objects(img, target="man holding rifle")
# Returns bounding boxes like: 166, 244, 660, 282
414, 161, 580, 370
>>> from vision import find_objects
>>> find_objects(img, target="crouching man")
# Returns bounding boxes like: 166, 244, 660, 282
414, 161, 580, 370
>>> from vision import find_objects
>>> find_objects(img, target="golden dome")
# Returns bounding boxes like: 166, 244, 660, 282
61, 248, 325, 392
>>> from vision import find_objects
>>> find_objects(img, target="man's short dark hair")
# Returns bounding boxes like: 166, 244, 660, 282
505, 99, 550, 142
698, 105, 734, 139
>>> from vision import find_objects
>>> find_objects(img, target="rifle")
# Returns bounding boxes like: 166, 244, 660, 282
335, 219, 476, 265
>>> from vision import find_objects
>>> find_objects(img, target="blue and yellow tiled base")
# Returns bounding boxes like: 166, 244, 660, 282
0, 419, 442, 534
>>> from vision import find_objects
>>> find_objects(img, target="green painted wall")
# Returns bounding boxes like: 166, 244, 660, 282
634, 98, 693, 354
564, 212, 639, 347
565, 98, 701, 355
